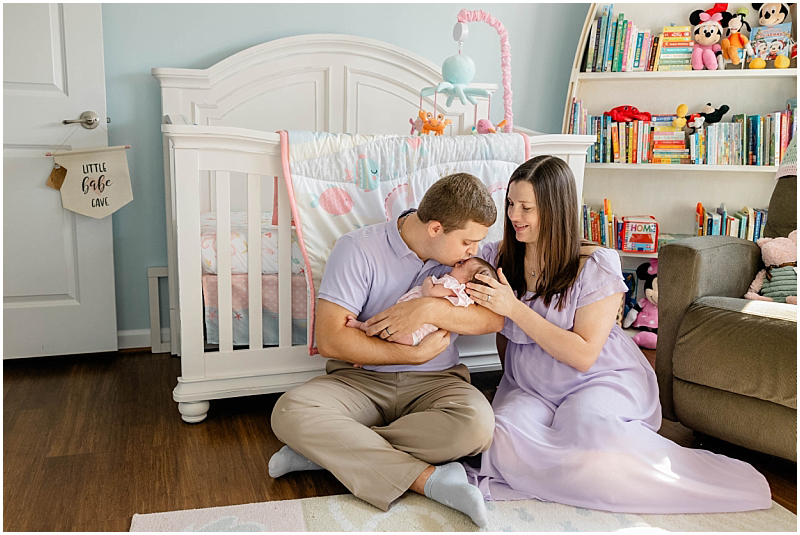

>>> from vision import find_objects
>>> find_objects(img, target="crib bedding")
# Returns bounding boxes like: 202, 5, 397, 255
202, 273, 308, 346
280, 131, 530, 353
200, 212, 304, 275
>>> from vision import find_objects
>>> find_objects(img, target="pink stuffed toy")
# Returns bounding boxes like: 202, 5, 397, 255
623, 259, 659, 349
689, 4, 731, 70
744, 230, 797, 304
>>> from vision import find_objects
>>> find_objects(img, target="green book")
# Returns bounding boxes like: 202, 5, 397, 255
612, 15, 625, 71
614, 19, 628, 71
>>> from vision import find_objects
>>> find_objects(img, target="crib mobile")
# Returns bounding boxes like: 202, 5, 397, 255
411, 9, 514, 136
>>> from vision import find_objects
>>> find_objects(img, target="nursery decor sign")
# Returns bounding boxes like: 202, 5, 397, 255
53, 146, 133, 218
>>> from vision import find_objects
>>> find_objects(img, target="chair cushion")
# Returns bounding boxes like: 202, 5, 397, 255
673, 296, 797, 410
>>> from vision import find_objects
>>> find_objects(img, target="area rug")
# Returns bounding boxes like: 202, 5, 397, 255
130, 493, 797, 532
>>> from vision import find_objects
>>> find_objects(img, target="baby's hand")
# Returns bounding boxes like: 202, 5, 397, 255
420, 276, 436, 297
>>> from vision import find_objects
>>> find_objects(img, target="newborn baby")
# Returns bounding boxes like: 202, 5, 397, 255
346, 257, 499, 346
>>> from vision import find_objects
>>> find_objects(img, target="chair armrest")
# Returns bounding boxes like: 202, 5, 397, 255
655, 236, 761, 420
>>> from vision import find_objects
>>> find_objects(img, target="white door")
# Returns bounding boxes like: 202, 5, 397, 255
3, 3, 117, 358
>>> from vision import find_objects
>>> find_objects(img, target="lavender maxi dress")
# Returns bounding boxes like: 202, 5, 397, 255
465, 242, 772, 514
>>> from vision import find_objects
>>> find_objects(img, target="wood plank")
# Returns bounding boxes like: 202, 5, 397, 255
2, 351, 795, 531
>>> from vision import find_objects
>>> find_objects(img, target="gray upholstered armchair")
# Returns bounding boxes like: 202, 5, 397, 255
656, 171, 797, 462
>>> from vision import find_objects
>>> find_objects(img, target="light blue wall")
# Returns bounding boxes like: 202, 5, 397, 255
102, 3, 590, 333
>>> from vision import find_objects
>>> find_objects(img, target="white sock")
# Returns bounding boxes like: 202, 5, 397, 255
268, 445, 324, 478
423, 462, 488, 528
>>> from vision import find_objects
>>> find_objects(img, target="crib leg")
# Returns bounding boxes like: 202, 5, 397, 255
178, 401, 210, 423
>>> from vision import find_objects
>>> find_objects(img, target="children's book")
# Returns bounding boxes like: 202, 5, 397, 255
606, 18, 619, 71
596, 5, 610, 72
749, 23, 792, 60
742, 206, 756, 240
585, 18, 598, 71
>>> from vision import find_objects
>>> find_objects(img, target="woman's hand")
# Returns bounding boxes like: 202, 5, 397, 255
466, 268, 520, 319
364, 298, 433, 342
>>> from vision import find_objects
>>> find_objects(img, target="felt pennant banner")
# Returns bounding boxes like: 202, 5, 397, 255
54, 146, 133, 218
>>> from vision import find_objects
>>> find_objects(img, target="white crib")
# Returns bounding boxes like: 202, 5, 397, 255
153, 34, 594, 422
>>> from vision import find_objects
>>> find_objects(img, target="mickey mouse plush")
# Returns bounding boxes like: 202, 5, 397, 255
752, 3, 794, 25
690, 3, 734, 70
750, 3, 796, 67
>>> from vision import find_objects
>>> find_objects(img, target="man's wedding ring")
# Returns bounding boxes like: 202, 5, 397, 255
384, 327, 392, 336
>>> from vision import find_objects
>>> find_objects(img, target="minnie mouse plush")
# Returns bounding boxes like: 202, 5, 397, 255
690, 3, 734, 70
622, 259, 659, 349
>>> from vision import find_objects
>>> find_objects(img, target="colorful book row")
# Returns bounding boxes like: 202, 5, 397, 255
695, 203, 768, 241
583, 4, 698, 73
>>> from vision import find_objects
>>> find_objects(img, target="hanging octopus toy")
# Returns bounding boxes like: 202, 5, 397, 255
415, 9, 514, 135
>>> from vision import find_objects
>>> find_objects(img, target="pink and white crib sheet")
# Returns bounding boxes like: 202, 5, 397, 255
200, 212, 304, 275
200, 212, 307, 346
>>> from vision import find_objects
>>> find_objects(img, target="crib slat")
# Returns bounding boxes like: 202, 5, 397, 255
247, 174, 263, 349
276, 176, 292, 347
173, 149, 205, 378
216, 171, 233, 353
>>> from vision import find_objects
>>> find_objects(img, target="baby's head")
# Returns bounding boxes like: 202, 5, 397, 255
450, 257, 499, 286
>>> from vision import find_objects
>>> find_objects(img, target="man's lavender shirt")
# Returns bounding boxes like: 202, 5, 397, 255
316, 211, 458, 372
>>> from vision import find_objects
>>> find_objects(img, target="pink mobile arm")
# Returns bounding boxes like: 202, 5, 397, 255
457, 9, 513, 132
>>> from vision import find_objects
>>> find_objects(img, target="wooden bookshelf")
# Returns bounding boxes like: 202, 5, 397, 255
577, 68, 797, 81
567, 3, 797, 250
585, 163, 780, 173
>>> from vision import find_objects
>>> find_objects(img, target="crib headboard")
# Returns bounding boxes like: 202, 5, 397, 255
152, 34, 496, 136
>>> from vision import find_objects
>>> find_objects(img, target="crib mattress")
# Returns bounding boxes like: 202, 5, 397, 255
200, 212, 304, 275
202, 273, 308, 346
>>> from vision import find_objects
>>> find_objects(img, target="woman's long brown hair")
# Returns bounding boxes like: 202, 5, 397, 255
497, 155, 589, 310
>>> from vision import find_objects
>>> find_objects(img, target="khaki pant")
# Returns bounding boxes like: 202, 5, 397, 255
271, 360, 495, 510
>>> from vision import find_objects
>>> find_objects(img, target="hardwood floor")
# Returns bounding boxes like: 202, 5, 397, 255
4, 349, 796, 531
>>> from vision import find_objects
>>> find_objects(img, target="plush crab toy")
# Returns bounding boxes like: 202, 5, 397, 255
603, 105, 652, 122
690, 3, 733, 70
744, 230, 797, 304
622, 259, 659, 349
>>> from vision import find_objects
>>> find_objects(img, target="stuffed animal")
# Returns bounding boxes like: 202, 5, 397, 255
473, 118, 508, 134
409, 116, 425, 136
690, 4, 732, 70
603, 105, 652, 122
673, 104, 689, 128
698, 102, 730, 124
622, 259, 659, 349
744, 230, 797, 304
721, 7, 755, 65
753, 2, 794, 25
749, 3, 796, 68
419, 110, 452, 136
686, 113, 706, 134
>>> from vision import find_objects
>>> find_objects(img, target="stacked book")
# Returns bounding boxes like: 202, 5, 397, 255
696, 203, 768, 241
583, 5, 656, 72
582, 199, 617, 248
686, 109, 796, 165
655, 26, 693, 71
651, 125, 689, 164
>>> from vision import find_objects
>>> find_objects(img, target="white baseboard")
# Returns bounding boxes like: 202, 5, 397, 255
118, 328, 170, 351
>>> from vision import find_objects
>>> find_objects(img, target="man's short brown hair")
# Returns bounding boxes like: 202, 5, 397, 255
416, 173, 497, 233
